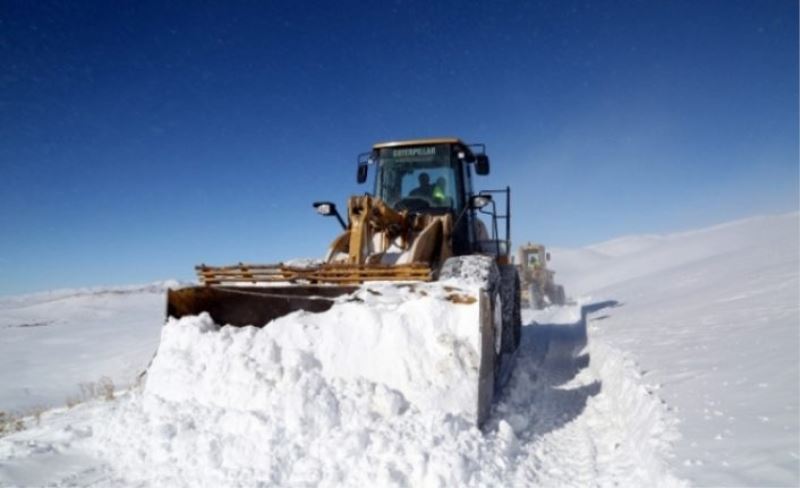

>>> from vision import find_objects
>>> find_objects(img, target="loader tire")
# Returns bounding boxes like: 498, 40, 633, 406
439, 255, 500, 287
500, 265, 521, 351
554, 285, 566, 306
439, 256, 502, 427
530, 283, 543, 310
489, 281, 503, 359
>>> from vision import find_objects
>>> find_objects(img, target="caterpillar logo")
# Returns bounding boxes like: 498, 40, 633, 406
392, 146, 437, 158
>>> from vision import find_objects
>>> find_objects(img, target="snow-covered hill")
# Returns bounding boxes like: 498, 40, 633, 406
0, 213, 797, 486
552, 213, 800, 486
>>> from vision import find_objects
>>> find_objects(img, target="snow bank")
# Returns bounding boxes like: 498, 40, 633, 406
90, 281, 494, 486
88, 298, 686, 487
0, 285, 690, 487
0, 298, 688, 487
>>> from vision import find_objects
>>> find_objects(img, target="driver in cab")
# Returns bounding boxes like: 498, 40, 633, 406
410, 172, 434, 198
432, 177, 447, 205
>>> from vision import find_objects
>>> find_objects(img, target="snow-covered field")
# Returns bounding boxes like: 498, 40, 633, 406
0, 283, 170, 413
0, 212, 797, 486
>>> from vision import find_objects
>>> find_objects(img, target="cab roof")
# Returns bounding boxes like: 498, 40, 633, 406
372, 137, 464, 149
372, 138, 480, 161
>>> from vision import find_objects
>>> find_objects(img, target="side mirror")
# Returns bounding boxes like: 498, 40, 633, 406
546, 252, 551, 261
314, 201, 334, 216
475, 154, 490, 175
357, 163, 368, 184
313, 201, 346, 229
470, 194, 492, 209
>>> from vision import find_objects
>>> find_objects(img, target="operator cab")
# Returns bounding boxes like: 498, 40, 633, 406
354, 138, 508, 260
366, 139, 479, 214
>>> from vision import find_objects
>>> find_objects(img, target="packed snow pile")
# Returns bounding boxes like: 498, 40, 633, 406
147, 282, 484, 420
91, 278, 504, 486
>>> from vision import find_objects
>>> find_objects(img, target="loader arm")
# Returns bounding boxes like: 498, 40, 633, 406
346, 195, 411, 265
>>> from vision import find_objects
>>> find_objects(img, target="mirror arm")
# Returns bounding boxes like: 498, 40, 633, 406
452, 203, 472, 231
313, 202, 347, 230
477, 199, 497, 217
333, 211, 347, 230
454, 194, 491, 231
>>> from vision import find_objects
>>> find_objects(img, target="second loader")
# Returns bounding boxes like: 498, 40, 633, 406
166, 137, 521, 426
517, 242, 566, 309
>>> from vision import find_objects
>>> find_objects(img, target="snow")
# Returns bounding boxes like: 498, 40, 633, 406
1, 300, 684, 487
0, 212, 797, 486
143, 281, 486, 423
0, 282, 173, 413
553, 212, 800, 486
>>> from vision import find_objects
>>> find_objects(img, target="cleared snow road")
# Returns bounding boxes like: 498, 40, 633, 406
482, 302, 684, 487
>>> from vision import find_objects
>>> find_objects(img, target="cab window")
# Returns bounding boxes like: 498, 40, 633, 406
374, 144, 461, 211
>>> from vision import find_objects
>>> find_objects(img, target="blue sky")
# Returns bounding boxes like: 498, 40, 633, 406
1, 0, 797, 294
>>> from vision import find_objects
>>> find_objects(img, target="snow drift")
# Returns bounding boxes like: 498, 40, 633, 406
554, 212, 800, 486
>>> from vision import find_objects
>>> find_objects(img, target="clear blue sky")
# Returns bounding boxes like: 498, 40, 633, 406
1, 0, 797, 294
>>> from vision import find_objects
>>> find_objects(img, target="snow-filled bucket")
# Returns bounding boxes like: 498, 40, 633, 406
158, 279, 500, 426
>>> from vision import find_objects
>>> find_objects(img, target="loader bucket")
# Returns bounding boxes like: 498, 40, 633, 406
166, 285, 358, 327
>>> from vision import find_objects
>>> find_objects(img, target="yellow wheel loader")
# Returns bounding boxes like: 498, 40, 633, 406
517, 242, 566, 309
166, 138, 521, 426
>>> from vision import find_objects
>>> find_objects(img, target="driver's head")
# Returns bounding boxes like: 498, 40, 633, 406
418, 172, 430, 187
436, 177, 446, 189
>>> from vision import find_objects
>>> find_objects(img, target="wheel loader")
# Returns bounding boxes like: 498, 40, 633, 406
517, 242, 566, 309
166, 137, 521, 426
